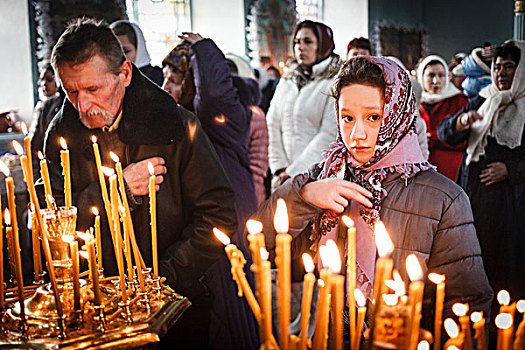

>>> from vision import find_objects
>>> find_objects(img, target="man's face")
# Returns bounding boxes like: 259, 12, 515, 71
57, 54, 132, 129
494, 56, 517, 91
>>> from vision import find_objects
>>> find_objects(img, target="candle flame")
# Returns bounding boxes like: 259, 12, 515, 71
79, 250, 89, 260
302, 253, 314, 274
246, 219, 263, 235
385, 279, 405, 296
91, 206, 99, 216
59, 137, 68, 150
109, 152, 120, 163
21, 122, 28, 135
30, 203, 35, 212
273, 198, 289, 234
517, 300, 525, 313
326, 240, 341, 273
392, 270, 406, 296
417, 340, 430, 350
118, 205, 125, 215
447, 347, 459, 350
444, 318, 459, 338
213, 227, 231, 245
62, 234, 75, 243
354, 288, 366, 307
374, 221, 394, 257
495, 313, 513, 329
0, 161, 10, 177
318, 279, 325, 288
101, 166, 115, 177
91, 135, 97, 143
319, 244, 329, 268
497, 290, 510, 306
341, 215, 354, 228
37, 150, 44, 160
452, 303, 468, 317
47, 194, 56, 205
278, 61, 285, 68
471, 312, 483, 323
148, 162, 154, 176
406, 254, 423, 281
4, 209, 10, 225
187, 120, 198, 143
428, 272, 445, 284
12, 140, 24, 155
260, 248, 269, 261
382, 294, 398, 306
77, 231, 93, 242
214, 115, 227, 125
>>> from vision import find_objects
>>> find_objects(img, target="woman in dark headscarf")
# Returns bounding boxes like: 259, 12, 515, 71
267, 20, 341, 189
250, 56, 492, 348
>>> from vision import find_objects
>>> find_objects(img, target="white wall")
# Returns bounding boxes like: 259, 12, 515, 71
191, 0, 246, 56
0, 0, 34, 123
323, 0, 368, 58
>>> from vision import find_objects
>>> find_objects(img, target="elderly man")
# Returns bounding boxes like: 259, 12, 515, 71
42, 18, 237, 348
438, 41, 525, 303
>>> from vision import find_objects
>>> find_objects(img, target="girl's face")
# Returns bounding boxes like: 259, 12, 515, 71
162, 66, 184, 102
294, 27, 318, 67
422, 63, 446, 94
339, 84, 384, 165
117, 35, 137, 64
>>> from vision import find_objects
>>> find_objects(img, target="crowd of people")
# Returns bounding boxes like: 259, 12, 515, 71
23, 15, 524, 349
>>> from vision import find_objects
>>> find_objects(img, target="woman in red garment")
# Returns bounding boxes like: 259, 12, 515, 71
417, 55, 468, 180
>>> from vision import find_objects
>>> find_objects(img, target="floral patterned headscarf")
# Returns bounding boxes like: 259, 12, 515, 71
316, 56, 433, 233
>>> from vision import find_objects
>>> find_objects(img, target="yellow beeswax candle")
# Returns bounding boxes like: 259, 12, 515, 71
59, 137, 71, 207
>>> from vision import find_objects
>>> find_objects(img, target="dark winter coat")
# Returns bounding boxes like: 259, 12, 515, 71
41, 64, 238, 301
438, 95, 525, 298
250, 166, 493, 330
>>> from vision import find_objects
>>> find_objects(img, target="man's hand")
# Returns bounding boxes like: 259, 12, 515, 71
179, 32, 204, 45
123, 157, 167, 196
456, 110, 483, 131
299, 179, 373, 213
479, 162, 508, 186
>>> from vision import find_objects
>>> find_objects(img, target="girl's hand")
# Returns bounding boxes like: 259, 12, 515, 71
179, 32, 204, 45
300, 179, 373, 213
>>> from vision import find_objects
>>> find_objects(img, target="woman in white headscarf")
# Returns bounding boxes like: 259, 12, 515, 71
438, 40, 525, 309
110, 20, 164, 86
417, 55, 469, 180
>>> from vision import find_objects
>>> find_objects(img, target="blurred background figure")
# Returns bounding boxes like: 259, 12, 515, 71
452, 44, 493, 99
417, 54, 468, 180
346, 36, 372, 58
267, 19, 341, 189
110, 20, 163, 86
161, 33, 259, 349
266, 65, 281, 79
38, 62, 59, 100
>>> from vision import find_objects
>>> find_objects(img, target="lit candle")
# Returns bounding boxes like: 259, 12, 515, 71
471, 311, 487, 350
330, 248, 345, 350
429, 273, 446, 350
21, 122, 34, 185
312, 246, 332, 350
246, 219, 265, 305
299, 253, 315, 350
418, 340, 430, 350
274, 198, 291, 350
37, 151, 53, 207
513, 300, 525, 350
354, 288, 367, 350
444, 318, 462, 349
59, 137, 71, 207
370, 221, 394, 333
4, 209, 25, 322
342, 215, 356, 349
406, 254, 425, 350
495, 313, 513, 350
109, 174, 128, 301
497, 290, 514, 317
12, 140, 43, 281
148, 161, 158, 279
91, 207, 102, 270
260, 248, 274, 348
64, 235, 80, 311
91, 136, 112, 222
453, 303, 473, 350
0, 195, 3, 310
80, 238, 103, 306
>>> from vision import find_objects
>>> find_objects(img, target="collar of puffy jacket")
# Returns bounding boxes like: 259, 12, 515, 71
116, 64, 185, 145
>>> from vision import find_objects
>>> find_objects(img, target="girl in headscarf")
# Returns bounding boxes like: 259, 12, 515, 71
250, 56, 492, 347
110, 20, 164, 86
267, 20, 341, 189
417, 55, 469, 180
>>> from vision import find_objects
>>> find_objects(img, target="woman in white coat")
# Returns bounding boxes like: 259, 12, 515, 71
267, 20, 341, 189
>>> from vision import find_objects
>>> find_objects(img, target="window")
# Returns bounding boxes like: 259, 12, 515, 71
296, 0, 323, 21
126, 0, 192, 66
